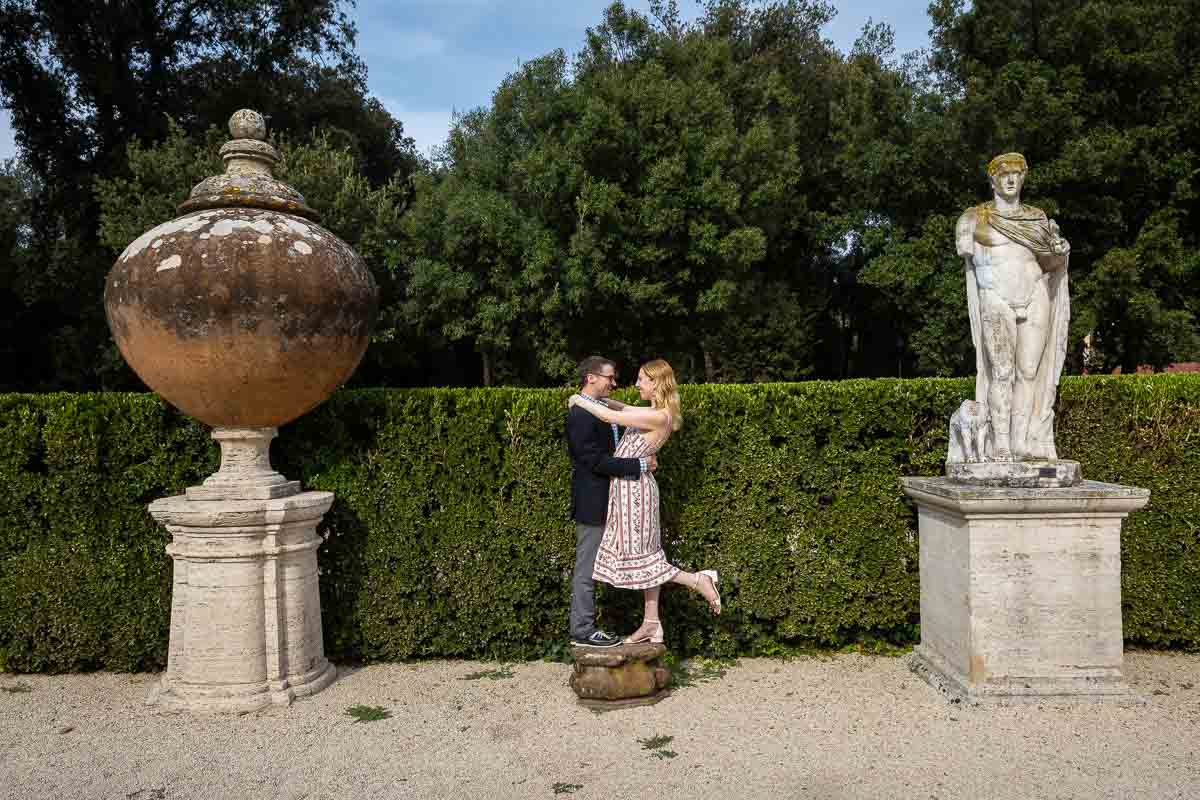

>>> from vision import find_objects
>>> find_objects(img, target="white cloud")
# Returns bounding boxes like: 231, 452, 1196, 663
384, 104, 455, 159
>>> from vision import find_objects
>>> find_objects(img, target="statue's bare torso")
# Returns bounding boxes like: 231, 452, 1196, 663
971, 215, 1048, 313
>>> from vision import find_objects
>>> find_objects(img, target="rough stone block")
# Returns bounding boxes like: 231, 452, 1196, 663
946, 459, 1081, 488
570, 642, 671, 709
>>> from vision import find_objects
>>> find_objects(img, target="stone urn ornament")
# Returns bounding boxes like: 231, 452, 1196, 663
104, 110, 378, 712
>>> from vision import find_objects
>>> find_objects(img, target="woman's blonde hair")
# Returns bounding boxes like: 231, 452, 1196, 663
641, 359, 683, 432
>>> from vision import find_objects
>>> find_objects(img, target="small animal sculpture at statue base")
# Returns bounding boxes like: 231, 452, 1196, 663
947, 399, 993, 465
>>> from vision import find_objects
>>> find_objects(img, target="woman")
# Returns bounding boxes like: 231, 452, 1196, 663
567, 358, 720, 644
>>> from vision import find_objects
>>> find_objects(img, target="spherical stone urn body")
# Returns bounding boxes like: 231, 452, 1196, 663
104, 109, 376, 429
105, 207, 376, 427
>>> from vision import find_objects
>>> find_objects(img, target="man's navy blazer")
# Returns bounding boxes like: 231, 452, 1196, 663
566, 404, 641, 526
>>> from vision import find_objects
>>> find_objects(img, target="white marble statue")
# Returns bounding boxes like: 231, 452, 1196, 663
952, 152, 1071, 463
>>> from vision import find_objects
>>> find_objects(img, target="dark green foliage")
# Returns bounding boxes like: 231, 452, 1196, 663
94, 122, 423, 388
0, 0, 418, 393
0, 392, 216, 672
1054, 375, 1200, 646
459, 666, 515, 681
4, 0, 1199, 392
552, 783, 583, 795
3, 0, 1199, 392
664, 654, 733, 689
1, 376, 1198, 673
399, 0, 1199, 385
917, 0, 1200, 373
401, 1, 851, 386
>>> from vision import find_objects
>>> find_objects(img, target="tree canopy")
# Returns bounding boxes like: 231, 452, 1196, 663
0, 0, 419, 390
2, 0, 1197, 389
396, 0, 1198, 384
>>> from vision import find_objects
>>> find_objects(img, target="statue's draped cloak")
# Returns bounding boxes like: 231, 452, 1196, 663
956, 202, 1070, 459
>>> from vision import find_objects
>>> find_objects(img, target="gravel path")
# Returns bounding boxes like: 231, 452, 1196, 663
2, 651, 1198, 800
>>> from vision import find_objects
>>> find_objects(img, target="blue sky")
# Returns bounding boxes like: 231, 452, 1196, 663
0, 0, 934, 161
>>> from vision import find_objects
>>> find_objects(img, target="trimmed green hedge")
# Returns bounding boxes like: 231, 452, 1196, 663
1, 376, 1197, 672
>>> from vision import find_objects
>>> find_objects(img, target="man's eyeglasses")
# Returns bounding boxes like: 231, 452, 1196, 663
589, 372, 618, 385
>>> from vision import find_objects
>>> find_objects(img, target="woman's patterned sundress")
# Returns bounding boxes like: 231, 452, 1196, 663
592, 425, 680, 590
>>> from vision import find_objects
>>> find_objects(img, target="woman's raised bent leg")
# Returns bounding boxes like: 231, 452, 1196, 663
671, 569, 721, 615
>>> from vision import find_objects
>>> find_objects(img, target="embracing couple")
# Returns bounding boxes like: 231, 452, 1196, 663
566, 355, 721, 649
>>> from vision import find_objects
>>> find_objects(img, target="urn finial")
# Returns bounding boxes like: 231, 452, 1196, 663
177, 108, 318, 220
228, 109, 267, 141
220, 109, 279, 177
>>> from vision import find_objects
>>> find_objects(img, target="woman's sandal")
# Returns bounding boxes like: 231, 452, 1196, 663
625, 618, 664, 644
698, 569, 721, 615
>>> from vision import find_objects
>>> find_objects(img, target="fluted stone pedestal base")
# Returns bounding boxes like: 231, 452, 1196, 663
901, 477, 1150, 705
570, 642, 671, 709
146, 428, 337, 713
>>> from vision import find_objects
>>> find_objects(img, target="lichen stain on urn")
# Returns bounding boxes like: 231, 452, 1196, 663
103, 111, 378, 429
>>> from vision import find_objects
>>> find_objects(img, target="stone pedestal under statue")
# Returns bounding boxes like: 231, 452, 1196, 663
902, 477, 1149, 704
147, 429, 337, 712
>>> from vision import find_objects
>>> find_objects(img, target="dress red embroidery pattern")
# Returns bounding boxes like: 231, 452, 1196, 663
592, 427, 680, 590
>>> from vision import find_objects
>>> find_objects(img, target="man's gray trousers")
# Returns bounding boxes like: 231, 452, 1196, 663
570, 522, 604, 639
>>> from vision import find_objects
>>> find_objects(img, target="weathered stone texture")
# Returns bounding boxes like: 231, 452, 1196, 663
104, 111, 372, 712
902, 477, 1149, 704
570, 642, 671, 709
148, 487, 336, 712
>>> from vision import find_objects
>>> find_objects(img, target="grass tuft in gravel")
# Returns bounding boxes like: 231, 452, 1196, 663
668, 656, 733, 688
345, 704, 391, 723
639, 734, 678, 759
460, 665, 515, 681
553, 782, 583, 794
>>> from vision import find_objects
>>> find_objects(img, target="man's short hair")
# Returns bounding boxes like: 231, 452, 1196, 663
578, 355, 616, 388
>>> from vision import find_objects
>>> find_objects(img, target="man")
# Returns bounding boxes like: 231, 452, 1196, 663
565, 355, 655, 648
